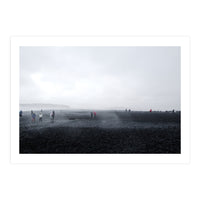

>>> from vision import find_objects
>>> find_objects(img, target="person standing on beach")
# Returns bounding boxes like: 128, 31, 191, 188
31, 110, 33, 121
31, 111, 36, 122
19, 110, 23, 117
90, 112, 93, 119
94, 111, 96, 119
39, 110, 43, 122
50, 110, 55, 121
52, 110, 55, 120
50, 111, 53, 120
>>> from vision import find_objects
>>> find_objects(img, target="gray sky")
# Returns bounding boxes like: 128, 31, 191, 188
20, 46, 180, 111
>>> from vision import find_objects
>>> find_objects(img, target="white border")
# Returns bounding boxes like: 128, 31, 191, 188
11, 36, 190, 164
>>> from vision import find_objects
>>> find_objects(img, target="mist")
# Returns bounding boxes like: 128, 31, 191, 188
20, 46, 180, 111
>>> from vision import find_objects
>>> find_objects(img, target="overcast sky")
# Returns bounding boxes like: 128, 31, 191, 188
20, 46, 180, 111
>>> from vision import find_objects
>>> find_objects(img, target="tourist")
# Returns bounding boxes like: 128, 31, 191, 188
94, 111, 96, 119
19, 110, 23, 117
39, 110, 43, 122
91, 112, 94, 119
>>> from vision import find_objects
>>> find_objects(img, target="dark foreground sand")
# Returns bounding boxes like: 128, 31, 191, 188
20, 110, 180, 153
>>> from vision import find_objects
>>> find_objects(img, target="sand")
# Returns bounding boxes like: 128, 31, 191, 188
20, 110, 180, 153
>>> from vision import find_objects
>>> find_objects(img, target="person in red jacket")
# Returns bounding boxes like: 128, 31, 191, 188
93, 111, 96, 119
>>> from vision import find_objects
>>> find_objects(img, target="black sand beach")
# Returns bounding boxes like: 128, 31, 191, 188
20, 110, 180, 153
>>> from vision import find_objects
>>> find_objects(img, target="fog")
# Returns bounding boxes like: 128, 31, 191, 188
20, 46, 180, 111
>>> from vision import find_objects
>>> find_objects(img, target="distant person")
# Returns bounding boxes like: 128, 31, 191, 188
50, 111, 53, 119
94, 111, 96, 119
150, 109, 152, 112
50, 110, 55, 121
128, 109, 131, 112
90, 112, 94, 119
172, 109, 175, 113
53, 110, 55, 119
39, 110, 43, 122
19, 110, 23, 117
31, 110, 33, 119
32, 112, 36, 122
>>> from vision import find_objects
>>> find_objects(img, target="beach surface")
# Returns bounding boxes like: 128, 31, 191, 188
20, 110, 181, 153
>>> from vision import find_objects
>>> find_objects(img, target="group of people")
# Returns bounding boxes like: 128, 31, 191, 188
29, 110, 55, 122
125, 109, 153, 112
90, 111, 97, 119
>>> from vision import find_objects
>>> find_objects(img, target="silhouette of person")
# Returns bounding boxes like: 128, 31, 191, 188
52, 110, 55, 119
19, 110, 23, 117
32, 112, 36, 122
91, 112, 94, 119
50, 110, 55, 121
39, 110, 43, 122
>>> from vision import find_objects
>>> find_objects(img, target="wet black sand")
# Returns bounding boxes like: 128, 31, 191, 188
20, 110, 180, 153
